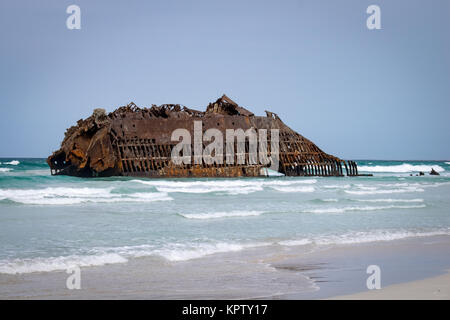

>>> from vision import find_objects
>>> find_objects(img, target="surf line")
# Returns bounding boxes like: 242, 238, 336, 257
182, 304, 216, 318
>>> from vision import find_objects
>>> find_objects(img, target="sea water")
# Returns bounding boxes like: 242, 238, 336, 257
0, 159, 449, 275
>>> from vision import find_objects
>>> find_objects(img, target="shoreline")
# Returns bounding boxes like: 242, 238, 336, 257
276, 235, 450, 299
1, 235, 450, 299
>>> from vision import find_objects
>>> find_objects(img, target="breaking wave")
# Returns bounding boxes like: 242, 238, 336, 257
0, 160, 20, 165
323, 184, 351, 189
278, 239, 312, 246
270, 186, 315, 193
358, 163, 444, 173
150, 242, 263, 261
0, 242, 268, 274
1, 227, 448, 274
303, 204, 426, 214
0, 168, 12, 173
314, 229, 450, 245
132, 178, 316, 195
0, 253, 128, 275
355, 198, 424, 203
179, 210, 263, 219
278, 229, 450, 247
0, 187, 173, 205
345, 187, 425, 195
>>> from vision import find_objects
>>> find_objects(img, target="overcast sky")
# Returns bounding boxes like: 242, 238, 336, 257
0, 0, 449, 159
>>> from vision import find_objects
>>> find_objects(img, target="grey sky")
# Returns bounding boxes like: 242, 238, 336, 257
0, 0, 449, 159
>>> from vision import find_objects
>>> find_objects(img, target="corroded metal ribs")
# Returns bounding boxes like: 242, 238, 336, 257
47, 95, 364, 178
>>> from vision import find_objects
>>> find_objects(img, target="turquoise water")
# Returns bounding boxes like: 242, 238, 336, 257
0, 158, 449, 274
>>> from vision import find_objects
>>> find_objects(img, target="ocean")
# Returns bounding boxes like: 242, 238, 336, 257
0, 158, 449, 280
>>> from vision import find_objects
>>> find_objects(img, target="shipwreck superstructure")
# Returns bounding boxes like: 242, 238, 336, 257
47, 95, 362, 178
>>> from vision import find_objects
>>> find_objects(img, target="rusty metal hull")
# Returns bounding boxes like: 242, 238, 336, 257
47, 95, 362, 178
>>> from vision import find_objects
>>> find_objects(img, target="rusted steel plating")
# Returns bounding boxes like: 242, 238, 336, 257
47, 95, 365, 178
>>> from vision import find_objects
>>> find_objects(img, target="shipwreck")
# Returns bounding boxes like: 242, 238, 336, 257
47, 95, 364, 178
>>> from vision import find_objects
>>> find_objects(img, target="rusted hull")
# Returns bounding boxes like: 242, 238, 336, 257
48, 95, 365, 178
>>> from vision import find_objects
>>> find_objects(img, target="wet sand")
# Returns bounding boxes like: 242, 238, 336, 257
1, 235, 450, 299
330, 270, 450, 299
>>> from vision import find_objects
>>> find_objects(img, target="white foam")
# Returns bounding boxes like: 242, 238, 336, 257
304, 204, 426, 214
155, 243, 246, 261
3, 160, 20, 165
0, 243, 251, 274
345, 187, 424, 195
288, 179, 317, 184
0, 168, 11, 172
3, 226, 449, 274
373, 182, 447, 188
323, 184, 351, 189
126, 192, 173, 202
354, 185, 377, 191
156, 185, 263, 195
0, 253, 127, 275
315, 229, 450, 245
0, 187, 172, 205
445, 162, 450, 165
355, 198, 424, 203
278, 229, 450, 248
133, 179, 316, 187
358, 163, 445, 173
278, 239, 312, 246
271, 186, 315, 193
180, 210, 263, 219
0, 240, 278, 274
133, 178, 316, 195
100, 241, 270, 262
